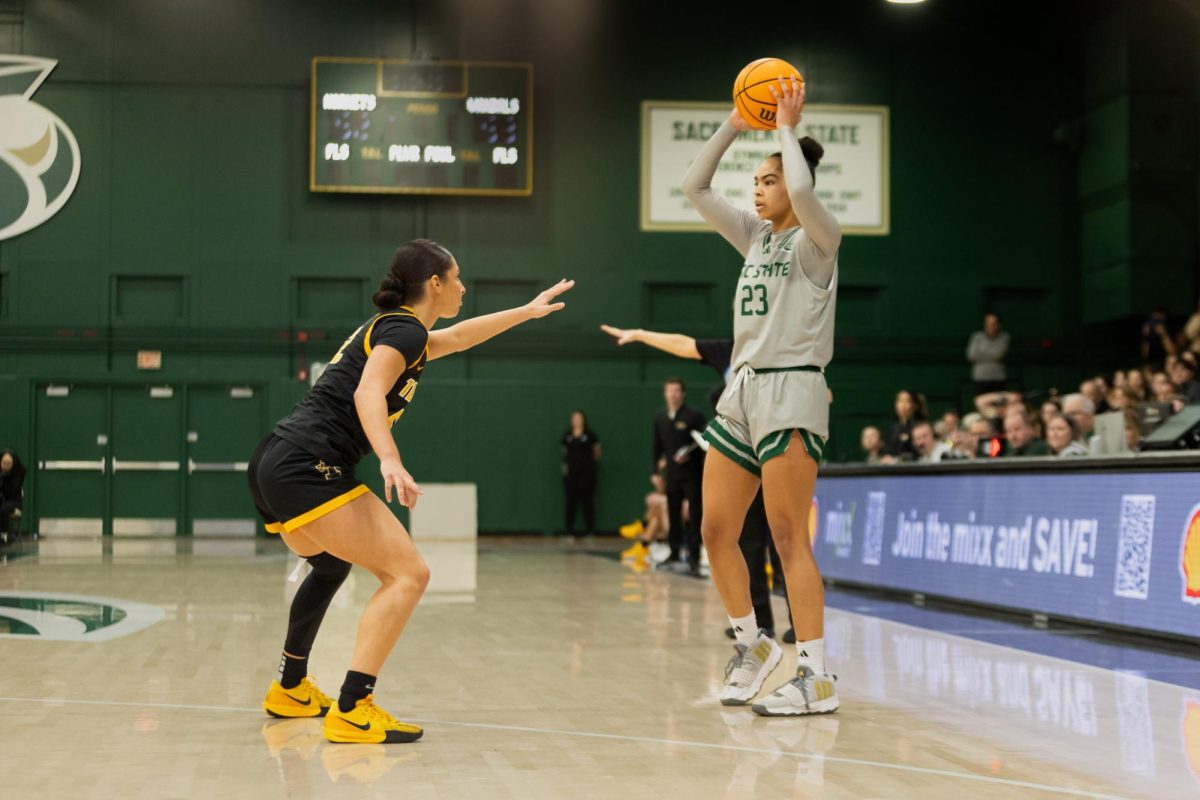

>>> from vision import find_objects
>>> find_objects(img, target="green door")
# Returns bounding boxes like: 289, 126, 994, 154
110, 385, 183, 536
186, 385, 264, 536
34, 384, 109, 535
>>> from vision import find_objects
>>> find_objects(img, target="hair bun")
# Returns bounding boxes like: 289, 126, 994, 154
799, 136, 825, 167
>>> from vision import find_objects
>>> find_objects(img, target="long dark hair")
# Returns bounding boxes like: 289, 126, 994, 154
769, 136, 825, 184
372, 239, 455, 311
0, 449, 24, 483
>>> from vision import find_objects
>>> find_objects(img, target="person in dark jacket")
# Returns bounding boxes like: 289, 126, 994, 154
0, 449, 26, 539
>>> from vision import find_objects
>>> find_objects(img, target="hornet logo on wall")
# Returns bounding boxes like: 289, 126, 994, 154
0, 55, 82, 241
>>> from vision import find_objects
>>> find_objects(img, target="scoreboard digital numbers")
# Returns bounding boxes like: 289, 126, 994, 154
310, 57, 532, 196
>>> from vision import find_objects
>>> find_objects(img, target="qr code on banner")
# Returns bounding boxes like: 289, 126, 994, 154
861, 491, 886, 566
1114, 494, 1156, 600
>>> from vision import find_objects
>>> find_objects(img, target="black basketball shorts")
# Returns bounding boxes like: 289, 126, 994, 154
247, 434, 369, 534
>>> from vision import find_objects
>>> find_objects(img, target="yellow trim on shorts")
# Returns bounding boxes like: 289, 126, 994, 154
281, 484, 371, 533
264, 521, 286, 534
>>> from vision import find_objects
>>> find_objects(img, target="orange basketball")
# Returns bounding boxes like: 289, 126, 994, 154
733, 57, 804, 130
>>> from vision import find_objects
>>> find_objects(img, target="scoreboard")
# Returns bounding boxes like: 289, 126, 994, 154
310, 57, 532, 196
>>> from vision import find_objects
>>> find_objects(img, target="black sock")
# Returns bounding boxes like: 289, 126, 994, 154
339, 670, 377, 713
278, 652, 308, 689
277, 553, 351, 686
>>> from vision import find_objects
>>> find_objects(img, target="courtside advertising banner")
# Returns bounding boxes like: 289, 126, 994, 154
813, 471, 1200, 640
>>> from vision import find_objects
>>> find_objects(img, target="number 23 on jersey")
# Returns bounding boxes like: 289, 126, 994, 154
740, 284, 768, 316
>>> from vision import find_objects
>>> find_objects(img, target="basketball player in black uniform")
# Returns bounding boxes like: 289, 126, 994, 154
251, 239, 572, 743
601, 324, 794, 641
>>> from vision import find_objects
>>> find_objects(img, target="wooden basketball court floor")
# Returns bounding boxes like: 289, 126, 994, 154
0, 536, 1196, 799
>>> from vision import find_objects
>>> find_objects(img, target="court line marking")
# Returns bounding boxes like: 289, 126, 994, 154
0, 695, 1131, 799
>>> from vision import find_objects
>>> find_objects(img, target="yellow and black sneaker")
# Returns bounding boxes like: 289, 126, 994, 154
323, 694, 423, 744
263, 676, 334, 719
619, 519, 645, 539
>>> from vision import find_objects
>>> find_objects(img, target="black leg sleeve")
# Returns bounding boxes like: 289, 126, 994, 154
283, 552, 352, 657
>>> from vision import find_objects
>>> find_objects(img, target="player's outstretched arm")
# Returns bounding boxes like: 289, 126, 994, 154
426, 279, 573, 360
599, 324, 700, 360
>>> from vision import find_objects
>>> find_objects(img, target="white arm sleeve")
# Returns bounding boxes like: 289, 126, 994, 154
778, 124, 842, 260
682, 120, 761, 259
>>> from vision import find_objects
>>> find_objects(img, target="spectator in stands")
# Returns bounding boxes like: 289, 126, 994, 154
1151, 371, 1177, 403
912, 421, 950, 463
969, 416, 1001, 459
1002, 409, 1049, 456
937, 409, 960, 443
1062, 393, 1096, 441
1080, 379, 1109, 414
967, 313, 1010, 396
1107, 386, 1133, 412
1141, 307, 1176, 369
1037, 398, 1061, 439
1169, 354, 1200, 405
860, 426, 887, 464
887, 389, 926, 461
0, 449, 24, 542
1125, 369, 1148, 402
1046, 414, 1090, 457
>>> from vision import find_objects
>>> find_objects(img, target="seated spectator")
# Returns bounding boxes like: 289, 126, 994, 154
945, 414, 996, 460
1107, 386, 1133, 412
1080, 379, 1109, 414
1037, 398, 1061, 439
936, 410, 960, 443
0, 449, 24, 541
1046, 414, 1090, 457
912, 421, 951, 463
1169, 353, 1200, 405
860, 426, 887, 464
1002, 409, 1050, 456
1061, 393, 1096, 440
619, 473, 671, 564
1151, 371, 1177, 403
887, 389, 926, 462
969, 416, 1002, 458
1125, 369, 1148, 402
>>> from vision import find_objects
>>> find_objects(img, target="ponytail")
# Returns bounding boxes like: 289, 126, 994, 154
372, 239, 454, 311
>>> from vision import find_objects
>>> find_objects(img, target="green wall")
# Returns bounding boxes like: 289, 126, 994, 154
2, 0, 1197, 533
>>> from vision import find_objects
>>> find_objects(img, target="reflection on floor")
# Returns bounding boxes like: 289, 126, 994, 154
0, 535, 1196, 799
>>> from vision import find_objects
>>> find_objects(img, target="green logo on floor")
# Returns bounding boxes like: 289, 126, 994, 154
0, 591, 164, 641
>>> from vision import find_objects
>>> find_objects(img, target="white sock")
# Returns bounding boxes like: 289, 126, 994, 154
729, 612, 758, 647
796, 638, 825, 673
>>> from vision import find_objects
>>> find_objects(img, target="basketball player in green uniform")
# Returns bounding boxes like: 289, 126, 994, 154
682, 77, 840, 715
250, 239, 572, 742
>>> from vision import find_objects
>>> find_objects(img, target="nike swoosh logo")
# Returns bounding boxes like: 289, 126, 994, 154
283, 693, 312, 706
341, 717, 372, 731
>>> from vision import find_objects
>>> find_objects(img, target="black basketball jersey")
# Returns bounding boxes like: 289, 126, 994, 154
274, 308, 429, 468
